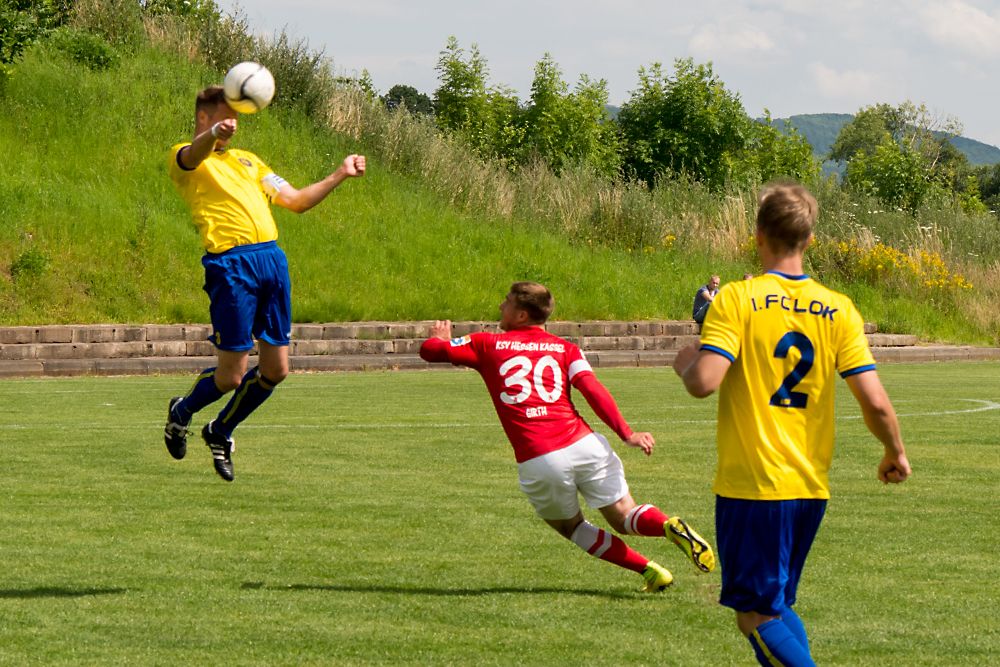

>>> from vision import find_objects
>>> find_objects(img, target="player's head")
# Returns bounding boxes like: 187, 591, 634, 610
499, 282, 554, 331
742, 273, 754, 280
708, 275, 720, 291
195, 85, 237, 148
756, 180, 817, 256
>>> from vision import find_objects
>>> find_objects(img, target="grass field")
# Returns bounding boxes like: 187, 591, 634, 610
0, 363, 998, 665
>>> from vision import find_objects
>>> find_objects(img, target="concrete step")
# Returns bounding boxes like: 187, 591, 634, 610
0, 320, 879, 345
0, 332, 910, 361
0, 346, 996, 378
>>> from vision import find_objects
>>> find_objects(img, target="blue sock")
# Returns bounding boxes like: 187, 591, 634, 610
214, 368, 275, 438
174, 368, 225, 425
748, 619, 816, 667
781, 607, 810, 656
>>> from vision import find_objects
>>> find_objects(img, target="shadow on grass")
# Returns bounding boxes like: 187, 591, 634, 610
0, 587, 127, 599
241, 582, 642, 600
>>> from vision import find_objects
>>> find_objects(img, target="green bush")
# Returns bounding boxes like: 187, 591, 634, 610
49, 26, 119, 69
10, 245, 50, 280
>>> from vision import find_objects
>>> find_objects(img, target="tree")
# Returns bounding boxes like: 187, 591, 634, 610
732, 111, 820, 186
617, 58, 751, 188
382, 84, 433, 116
974, 162, 1000, 215
845, 140, 930, 210
432, 36, 524, 162
521, 54, 620, 177
833, 101, 979, 209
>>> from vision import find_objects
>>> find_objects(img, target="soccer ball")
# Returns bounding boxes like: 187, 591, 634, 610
223, 62, 275, 114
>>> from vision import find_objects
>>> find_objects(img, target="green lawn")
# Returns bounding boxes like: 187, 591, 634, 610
0, 363, 997, 665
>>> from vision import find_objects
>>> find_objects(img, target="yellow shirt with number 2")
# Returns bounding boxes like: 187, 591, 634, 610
699, 272, 875, 501
168, 144, 278, 254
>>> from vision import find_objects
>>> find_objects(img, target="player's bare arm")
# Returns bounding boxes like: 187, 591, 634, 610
673, 344, 732, 398
273, 154, 366, 214
180, 105, 238, 170
845, 371, 911, 484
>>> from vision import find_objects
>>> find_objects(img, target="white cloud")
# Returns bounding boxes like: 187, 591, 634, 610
689, 24, 775, 57
807, 62, 883, 100
920, 1, 1000, 57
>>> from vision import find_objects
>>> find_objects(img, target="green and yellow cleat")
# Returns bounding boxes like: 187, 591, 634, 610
640, 561, 673, 592
667, 517, 715, 573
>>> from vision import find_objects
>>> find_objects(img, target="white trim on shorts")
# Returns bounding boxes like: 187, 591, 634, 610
516, 432, 629, 520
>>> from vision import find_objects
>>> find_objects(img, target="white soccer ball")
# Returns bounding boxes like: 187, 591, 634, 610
223, 62, 275, 114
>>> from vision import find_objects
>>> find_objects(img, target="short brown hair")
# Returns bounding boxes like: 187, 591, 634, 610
196, 85, 227, 117
756, 180, 818, 254
510, 282, 554, 323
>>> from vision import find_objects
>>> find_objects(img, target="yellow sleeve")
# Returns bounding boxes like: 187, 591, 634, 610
836, 299, 876, 378
699, 284, 743, 363
252, 153, 274, 181
168, 143, 194, 184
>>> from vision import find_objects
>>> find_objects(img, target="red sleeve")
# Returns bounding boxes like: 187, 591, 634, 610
419, 337, 451, 363
419, 334, 481, 369
572, 373, 634, 441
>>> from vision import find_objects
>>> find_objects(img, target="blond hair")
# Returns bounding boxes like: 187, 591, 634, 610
756, 180, 818, 254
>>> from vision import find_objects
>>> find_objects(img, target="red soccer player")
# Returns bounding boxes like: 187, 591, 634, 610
420, 281, 715, 591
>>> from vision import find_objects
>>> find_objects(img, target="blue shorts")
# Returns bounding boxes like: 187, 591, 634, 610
202, 241, 291, 352
716, 496, 827, 616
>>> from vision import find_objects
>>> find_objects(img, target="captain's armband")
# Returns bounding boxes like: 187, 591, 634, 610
261, 173, 289, 201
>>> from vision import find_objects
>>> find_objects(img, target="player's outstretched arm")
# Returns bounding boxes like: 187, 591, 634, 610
673, 344, 732, 398
845, 370, 911, 484
273, 154, 366, 214
572, 374, 653, 455
180, 119, 237, 170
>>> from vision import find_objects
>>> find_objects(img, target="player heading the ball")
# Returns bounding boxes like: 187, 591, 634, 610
673, 180, 911, 667
164, 82, 366, 481
420, 282, 715, 592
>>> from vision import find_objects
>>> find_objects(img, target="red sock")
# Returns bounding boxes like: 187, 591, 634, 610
623, 504, 668, 537
570, 521, 649, 573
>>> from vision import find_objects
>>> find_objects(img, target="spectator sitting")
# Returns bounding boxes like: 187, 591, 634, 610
692, 275, 721, 324
743, 273, 754, 280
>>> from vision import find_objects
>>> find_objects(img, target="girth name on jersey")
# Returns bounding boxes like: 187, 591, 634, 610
495, 340, 566, 353
750, 295, 838, 321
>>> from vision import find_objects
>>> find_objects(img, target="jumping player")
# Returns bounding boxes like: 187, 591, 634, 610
673, 181, 911, 666
420, 282, 715, 591
164, 85, 365, 481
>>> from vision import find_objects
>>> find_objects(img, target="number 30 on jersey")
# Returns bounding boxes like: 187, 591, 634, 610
498, 355, 563, 404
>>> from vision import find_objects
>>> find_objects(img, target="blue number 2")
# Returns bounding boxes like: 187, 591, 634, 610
769, 332, 814, 409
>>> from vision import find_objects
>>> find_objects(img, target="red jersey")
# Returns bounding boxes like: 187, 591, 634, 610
428, 327, 597, 462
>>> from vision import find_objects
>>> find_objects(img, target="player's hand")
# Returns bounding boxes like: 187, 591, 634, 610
341, 154, 365, 177
212, 118, 237, 141
878, 452, 911, 484
429, 319, 452, 341
672, 344, 699, 377
625, 432, 654, 456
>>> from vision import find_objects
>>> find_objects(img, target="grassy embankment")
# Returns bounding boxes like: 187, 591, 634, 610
0, 46, 736, 326
0, 38, 997, 344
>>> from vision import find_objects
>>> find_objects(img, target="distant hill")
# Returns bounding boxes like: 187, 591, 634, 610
772, 113, 1000, 168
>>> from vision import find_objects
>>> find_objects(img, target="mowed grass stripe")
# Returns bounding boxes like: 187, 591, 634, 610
0, 364, 997, 665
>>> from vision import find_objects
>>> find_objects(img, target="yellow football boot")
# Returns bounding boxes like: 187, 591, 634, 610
667, 517, 716, 573
640, 561, 673, 592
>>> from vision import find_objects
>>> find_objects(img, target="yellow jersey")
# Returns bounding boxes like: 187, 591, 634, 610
699, 271, 875, 501
168, 144, 279, 254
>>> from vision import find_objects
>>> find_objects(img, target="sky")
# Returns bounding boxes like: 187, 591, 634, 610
228, 0, 1000, 147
